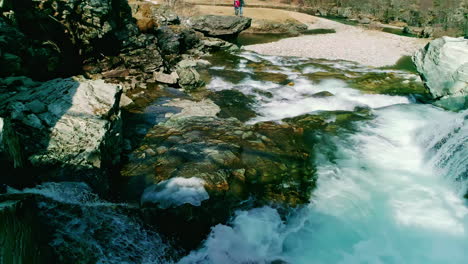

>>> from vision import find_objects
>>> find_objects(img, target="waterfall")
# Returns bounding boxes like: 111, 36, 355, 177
417, 109, 468, 196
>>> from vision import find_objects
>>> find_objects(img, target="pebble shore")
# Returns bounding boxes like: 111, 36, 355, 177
245, 14, 429, 67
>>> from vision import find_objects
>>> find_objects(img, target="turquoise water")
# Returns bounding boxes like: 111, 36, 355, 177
180, 52, 468, 264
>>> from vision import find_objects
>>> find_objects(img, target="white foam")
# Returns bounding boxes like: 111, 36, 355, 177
250, 79, 409, 123
206, 52, 413, 124
141, 177, 209, 209
181, 104, 468, 264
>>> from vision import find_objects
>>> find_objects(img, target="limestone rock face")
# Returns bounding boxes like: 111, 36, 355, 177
0, 77, 122, 186
413, 37, 468, 101
186, 15, 252, 39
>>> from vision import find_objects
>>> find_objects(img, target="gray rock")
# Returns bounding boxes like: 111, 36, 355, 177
154, 71, 178, 84
413, 37, 468, 110
0, 77, 123, 183
201, 37, 240, 52
156, 26, 181, 55
119, 94, 134, 108
186, 15, 252, 39
176, 67, 204, 91
176, 60, 204, 91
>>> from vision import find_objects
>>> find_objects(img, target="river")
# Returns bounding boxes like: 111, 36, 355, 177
5, 49, 467, 264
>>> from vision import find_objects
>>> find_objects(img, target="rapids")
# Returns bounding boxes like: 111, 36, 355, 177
179, 52, 468, 264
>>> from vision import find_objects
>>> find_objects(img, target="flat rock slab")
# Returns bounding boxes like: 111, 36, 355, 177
187, 15, 252, 39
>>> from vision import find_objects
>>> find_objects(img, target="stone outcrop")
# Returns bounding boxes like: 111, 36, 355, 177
186, 15, 252, 39
0, 16, 65, 80
0, 0, 144, 79
413, 37, 468, 110
0, 77, 122, 189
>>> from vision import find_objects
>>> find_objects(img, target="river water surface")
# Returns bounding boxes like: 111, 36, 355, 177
180, 51, 468, 264
9, 49, 467, 264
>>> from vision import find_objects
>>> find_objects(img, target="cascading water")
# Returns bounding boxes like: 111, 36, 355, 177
9, 182, 176, 264
180, 52, 468, 264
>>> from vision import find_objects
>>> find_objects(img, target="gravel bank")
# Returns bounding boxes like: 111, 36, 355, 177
245, 15, 429, 67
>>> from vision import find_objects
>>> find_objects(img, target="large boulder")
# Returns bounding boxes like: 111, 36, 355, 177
413, 37, 468, 110
0, 77, 122, 189
186, 15, 252, 39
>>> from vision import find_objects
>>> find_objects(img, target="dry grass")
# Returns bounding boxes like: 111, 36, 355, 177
196, 6, 311, 23
186, 0, 295, 7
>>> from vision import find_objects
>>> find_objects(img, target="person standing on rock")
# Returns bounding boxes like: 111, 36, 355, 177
234, 0, 245, 16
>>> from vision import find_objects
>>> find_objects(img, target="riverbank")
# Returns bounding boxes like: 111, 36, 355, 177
196, 5, 429, 67
245, 17, 429, 67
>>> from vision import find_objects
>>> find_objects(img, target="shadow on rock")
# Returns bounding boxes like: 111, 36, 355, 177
0, 77, 122, 194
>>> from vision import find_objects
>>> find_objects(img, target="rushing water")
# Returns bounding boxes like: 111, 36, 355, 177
180, 52, 468, 263
5, 50, 467, 263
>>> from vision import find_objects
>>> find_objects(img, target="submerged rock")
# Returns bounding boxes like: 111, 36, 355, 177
0, 77, 122, 189
413, 37, 468, 110
122, 110, 315, 248
208, 89, 257, 122
187, 15, 252, 40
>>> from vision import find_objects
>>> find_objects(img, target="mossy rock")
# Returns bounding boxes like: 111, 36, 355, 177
350, 72, 428, 96
312, 91, 334, 97
208, 89, 257, 122
253, 71, 290, 84
122, 116, 317, 250
304, 72, 348, 82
